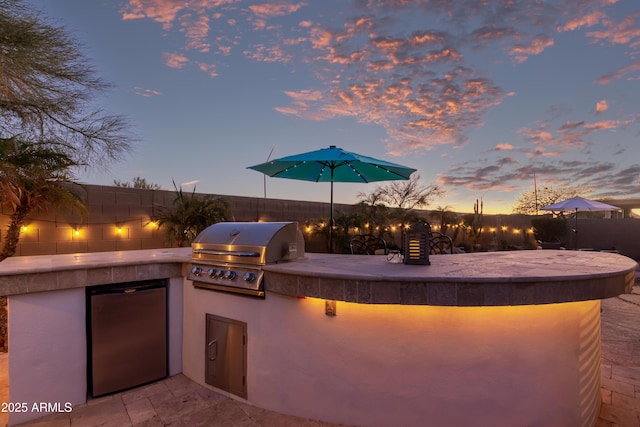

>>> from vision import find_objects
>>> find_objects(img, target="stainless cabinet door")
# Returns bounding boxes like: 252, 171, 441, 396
205, 314, 247, 399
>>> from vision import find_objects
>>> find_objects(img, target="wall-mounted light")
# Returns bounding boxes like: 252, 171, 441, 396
325, 300, 337, 316
20, 225, 29, 233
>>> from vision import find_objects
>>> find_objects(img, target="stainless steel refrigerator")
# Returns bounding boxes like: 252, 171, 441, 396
87, 280, 167, 397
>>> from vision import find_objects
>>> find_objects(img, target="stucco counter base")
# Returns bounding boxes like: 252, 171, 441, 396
182, 251, 636, 427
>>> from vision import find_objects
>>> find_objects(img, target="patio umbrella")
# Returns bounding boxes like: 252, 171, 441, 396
540, 196, 620, 250
247, 145, 416, 252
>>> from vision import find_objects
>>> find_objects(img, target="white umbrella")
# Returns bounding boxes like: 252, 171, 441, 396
540, 196, 620, 249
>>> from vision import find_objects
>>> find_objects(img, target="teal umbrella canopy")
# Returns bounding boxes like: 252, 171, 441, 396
247, 145, 417, 252
247, 145, 416, 183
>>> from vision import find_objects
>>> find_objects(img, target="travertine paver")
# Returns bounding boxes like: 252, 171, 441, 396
598, 279, 640, 427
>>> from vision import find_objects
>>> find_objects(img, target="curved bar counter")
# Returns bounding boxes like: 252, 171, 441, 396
263, 251, 636, 305
182, 251, 636, 427
1, 249, 636, 426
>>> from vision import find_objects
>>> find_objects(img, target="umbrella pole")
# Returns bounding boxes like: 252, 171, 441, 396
574, 208, 578, 250
329, 176, 334, 253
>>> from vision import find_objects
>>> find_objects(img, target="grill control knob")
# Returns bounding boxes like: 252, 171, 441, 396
243, 272, 257, 282
207, 268, 217, 278
191, 266, 202, 277
224, 270, 237, 280
215, 270, 226, 278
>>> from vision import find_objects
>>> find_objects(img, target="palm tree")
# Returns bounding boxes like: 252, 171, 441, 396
0, 137, 86, 261
430, 205, 456, 235
155, 182, 231, 247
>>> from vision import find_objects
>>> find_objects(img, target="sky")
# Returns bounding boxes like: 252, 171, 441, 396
27, 0, 640, 214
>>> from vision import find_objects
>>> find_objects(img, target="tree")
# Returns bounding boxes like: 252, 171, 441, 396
359, 174, 443, 229
0, 1, 133, 259
0, 0, 133, 167
0, 137, 86, 261
156, 182, 231, 247
354, 191, 391, 237
372, 174, 444, 211
114, 176, 162, 190
512, 186, 590, 215
429, 205, 457, 235
531, 216, 567, 244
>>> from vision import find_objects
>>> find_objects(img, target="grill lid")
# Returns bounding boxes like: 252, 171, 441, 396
192, 221, 304, 265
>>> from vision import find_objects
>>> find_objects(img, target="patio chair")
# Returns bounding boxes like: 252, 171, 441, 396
350, 234, 389, 255
429, 231, 454, 254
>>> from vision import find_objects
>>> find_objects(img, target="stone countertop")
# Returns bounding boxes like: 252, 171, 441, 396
0, 248, 636, 305
0, 248, 191, 296
262, 251, 638, 306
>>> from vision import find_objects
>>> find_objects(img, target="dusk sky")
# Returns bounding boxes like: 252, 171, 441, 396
28, 0, 640, 214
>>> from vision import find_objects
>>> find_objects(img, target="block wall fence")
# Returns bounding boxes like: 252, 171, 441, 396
1, 184, 638, 259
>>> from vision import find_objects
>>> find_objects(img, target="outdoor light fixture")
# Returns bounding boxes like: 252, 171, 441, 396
325, 300, 337, 316
403, 222, 430, 265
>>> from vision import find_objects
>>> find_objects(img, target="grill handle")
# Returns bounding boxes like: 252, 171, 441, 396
193, 249, 261, 257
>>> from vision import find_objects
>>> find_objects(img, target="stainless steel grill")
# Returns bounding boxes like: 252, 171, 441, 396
187, 222, 304, 298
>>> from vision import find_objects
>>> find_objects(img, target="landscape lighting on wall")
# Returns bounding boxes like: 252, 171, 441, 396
325, 300, 337, 316
20, 225, 28, 233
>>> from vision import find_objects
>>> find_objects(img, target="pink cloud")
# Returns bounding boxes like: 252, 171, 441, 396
121, 0, 239, 29
121, 0, 636, 158
162, 52, 189, 68
282, 90, 323, 101
587, 13, 640, 45
526, 147, 562, 158
121, 0, 185, 29
133, 86, 163, 97
248, 2, 306, 18
180, 14, 211, 52
596, 99, 608, 113
197, 62, 218, 77
244, 44, 292, 62
521, 117, 632, 148
559, 10, 606, 32
509, 35, 554, 63
495, 143, 513, 151
596, 59, 640, 84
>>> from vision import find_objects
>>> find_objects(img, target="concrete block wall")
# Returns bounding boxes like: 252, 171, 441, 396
0, 184, 353, 257
1, 184, 638, 259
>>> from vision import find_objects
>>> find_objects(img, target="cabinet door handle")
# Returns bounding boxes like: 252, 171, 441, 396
207, 339, 218, 361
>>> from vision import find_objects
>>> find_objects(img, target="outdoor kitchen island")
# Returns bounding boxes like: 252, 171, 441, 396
182, 250, 637, 427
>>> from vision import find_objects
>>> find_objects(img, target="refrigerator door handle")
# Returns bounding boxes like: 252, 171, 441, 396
207, 339, 218, 361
